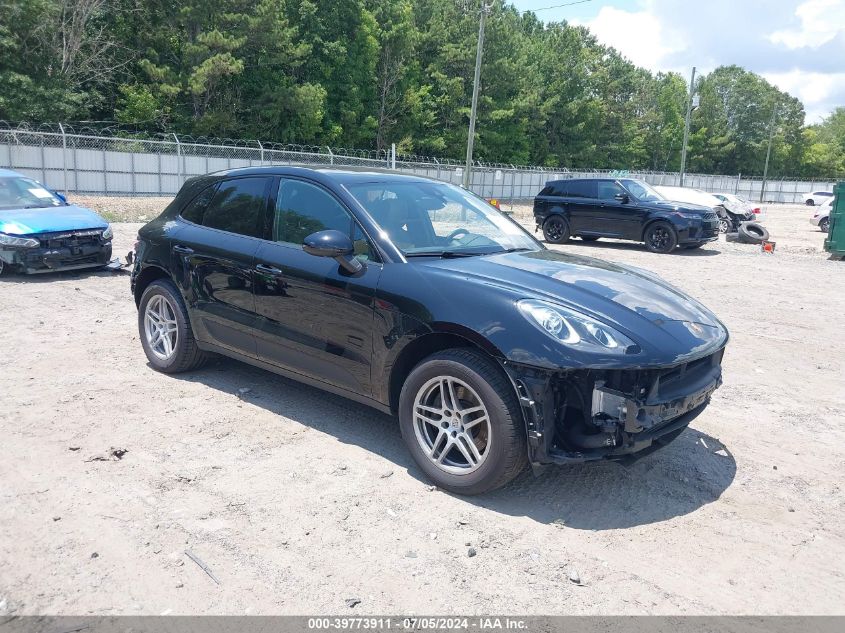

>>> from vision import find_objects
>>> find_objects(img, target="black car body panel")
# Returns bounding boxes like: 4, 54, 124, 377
534, 178, 720, 246
132, 166, 728, 467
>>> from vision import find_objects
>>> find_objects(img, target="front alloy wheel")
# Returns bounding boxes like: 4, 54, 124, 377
644, 222, 678, 254
398, 349, 527, 495
412, 376, 492, 474
718, 218, 731, 234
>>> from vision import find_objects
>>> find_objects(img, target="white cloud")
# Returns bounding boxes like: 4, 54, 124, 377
769, 0, 845, 49
574, 6, 683, 71
565, 0, 845, 123
764, 70, 845, 122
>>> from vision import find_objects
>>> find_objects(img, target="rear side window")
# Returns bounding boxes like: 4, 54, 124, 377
201, 177, 269, 238
567, 180, 597, 199
552, 182, 569, 196
180, 185, 217, 224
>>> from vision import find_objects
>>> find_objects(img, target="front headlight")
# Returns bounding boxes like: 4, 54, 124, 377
673, 212, 704, 220
102, 226, 113, 240
517, 299, 640, 355
0, 232, 39, 248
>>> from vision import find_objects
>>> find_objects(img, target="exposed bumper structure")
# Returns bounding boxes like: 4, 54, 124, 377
503, 349, 724, 467
0, 229, 112, 274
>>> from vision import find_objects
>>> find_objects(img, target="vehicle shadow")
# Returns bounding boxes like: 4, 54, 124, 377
553, 240, 723, 257
0, 268, 127, 283
170, 357, 736, 530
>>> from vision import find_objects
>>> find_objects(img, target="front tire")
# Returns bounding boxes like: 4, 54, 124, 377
138, 279, 209, 373
398, 349, 527, 495
644, 222, 678, 254
542, 215, 570, 244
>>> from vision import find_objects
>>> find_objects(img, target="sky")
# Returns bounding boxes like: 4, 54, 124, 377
511, 0, 845, 124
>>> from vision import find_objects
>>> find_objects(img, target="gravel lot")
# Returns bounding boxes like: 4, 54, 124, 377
1, 202, 843, 616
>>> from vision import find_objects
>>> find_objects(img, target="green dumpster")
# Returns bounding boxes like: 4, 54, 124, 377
824, 181, 845, 257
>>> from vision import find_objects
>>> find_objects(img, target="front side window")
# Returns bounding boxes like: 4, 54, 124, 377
274, 179, 371, 260
0, 177, 64, 210
597, 181, 625, 200
346, 181, 539, 257
201, 178, 268, 238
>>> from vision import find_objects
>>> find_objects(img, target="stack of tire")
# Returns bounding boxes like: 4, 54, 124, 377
727, 222, 769, 244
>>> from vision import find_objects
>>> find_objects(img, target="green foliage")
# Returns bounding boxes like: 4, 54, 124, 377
0, 0, 842, 178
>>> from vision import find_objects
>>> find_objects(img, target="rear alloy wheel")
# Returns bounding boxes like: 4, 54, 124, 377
542, 215, 570, 244
644, 222, 678, 254
139, 279, 209, 373
820, 218, 830, 233
398, 349, 527, 495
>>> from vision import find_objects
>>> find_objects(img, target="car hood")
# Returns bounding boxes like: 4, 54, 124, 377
0, 205, 109, 235
648, 199, 713, 213
419, 249, 727, 364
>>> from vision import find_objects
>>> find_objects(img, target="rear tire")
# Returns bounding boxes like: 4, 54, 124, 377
644, 222, 678, 254
398, 349, 527, 495
820, 218, 830, 233
542, 215, 570, 244
806, 200, 815, 206
138, 279, 209, 373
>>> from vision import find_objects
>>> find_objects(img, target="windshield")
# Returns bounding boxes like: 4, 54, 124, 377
0, 177, 65, 210
345, 181, 540, 256
621, 179, 663, 202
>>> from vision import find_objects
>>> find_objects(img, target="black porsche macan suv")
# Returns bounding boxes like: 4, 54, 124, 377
131, 166, 728, 494
534, 178, 720, 253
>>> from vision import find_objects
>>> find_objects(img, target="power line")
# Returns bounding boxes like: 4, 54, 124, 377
530, 0, 596, 12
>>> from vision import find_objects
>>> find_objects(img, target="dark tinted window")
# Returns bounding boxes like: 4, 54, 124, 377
597, 180, 625, 200
567, 180, 597, 199
202, 178, 268, 238
552, 182, 569, 196
180, 185, 217, 224
274, 179, 371, 260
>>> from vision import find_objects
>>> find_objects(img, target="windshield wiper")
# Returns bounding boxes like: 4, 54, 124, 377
405, 250, 482, 258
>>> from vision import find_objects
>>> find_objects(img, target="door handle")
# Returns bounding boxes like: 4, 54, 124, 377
173, 245, 194, 255
255, 263, 283, 276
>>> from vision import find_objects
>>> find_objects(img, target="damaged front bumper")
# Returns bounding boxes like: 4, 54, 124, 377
0, 230, 112, 274
503, 348, 724, 467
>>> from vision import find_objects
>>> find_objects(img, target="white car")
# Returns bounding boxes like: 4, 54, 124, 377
711, 193, 765, 222
804, 190, 834, 206
654, 186, 725, 212
810, 198, 832, 233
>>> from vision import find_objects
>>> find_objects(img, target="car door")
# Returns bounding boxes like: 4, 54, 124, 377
171, 176, 272, 358
252, 177, 380, 397
594, 180, 646, 239
564, 180, 599, 234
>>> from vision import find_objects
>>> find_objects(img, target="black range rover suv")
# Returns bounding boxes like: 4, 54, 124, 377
534, 178, 720, 253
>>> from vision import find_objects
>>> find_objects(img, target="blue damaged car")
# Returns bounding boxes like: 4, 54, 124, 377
0, 168, 113, 274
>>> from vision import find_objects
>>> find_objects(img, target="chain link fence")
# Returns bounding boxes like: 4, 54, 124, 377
0, 122, 838, 204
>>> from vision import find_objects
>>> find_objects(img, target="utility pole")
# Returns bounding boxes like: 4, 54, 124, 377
760, 100, 778, 203
463, 2, 490, 189
679, 67, 696, 187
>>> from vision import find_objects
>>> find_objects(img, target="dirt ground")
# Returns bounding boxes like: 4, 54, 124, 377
1, 202, 843, 616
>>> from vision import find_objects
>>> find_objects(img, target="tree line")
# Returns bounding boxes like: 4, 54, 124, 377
1, 0, 843, 178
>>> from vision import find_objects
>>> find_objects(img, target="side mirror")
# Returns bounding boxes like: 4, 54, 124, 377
52, 191, 68, 204
303, 229, 363, 274
614, 193, 629, 204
